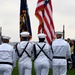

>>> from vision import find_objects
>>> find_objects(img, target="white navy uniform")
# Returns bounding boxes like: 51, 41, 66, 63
16, 32, 33, 75
52, 37, 71, 75
34, 33, 52, 75
0, 36, 16, 75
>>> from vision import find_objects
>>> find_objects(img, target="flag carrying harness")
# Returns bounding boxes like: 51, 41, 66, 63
34, 43, 52, 61
15, 42, 31, 58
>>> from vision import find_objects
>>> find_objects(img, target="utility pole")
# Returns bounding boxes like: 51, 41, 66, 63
0, 27, 2, 44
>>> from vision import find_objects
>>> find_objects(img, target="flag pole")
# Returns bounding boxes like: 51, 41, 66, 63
63, 25, 65, 39
42, 0, 47, 33
42, 9, 44, 33
0, 27, 2, 44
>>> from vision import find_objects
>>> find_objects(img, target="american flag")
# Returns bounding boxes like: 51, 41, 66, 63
35, 0, 56, 44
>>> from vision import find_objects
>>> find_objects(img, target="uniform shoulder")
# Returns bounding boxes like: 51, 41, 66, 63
29, 41, 35, 45
8, 44, 13, 48
46, 43, 50, 46
62, 39, 69, 44
52, 39, 58, 44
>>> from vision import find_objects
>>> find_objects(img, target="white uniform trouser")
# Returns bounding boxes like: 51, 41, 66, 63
34, 59, 50, 75
52, 59, 67, 75
18, 60, 32, 75
0, 64, 13, 75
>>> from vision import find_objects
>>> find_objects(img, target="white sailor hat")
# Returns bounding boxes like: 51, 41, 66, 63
20, 31, 30, 37
37, 33, 46, 38
56, 31, 63, 35
2, 36, 11, 40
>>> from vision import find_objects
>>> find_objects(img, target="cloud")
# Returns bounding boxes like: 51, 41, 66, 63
0, 0, 20, 42
53, 0, 75, 16
0, 0, 75, 42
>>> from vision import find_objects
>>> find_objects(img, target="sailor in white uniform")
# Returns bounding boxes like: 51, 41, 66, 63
52, 31, 71, 75
34, 33, 52, 75
0, 35, 16, 75
15, 31, 34, 75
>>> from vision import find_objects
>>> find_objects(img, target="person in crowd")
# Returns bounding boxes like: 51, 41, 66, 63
34, 33, 52, 75
70, 40, 75, 69
66, 38, 72, 69
74, 41, 75, 69
15, 31, 34, 75
52, 31, 71, 75
66, 38, 71, 46
0, 35, 16, 75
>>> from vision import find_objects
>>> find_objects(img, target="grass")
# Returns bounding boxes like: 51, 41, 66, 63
67, 69, 75, 75
12, 62, 75, 75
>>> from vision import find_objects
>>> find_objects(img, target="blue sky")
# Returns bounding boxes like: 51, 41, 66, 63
0, 0, 75, 42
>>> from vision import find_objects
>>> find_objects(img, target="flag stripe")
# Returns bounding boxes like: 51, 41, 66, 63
35, 0, 55, 44
44, 1, 55, 38
44, 10, 54, 40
